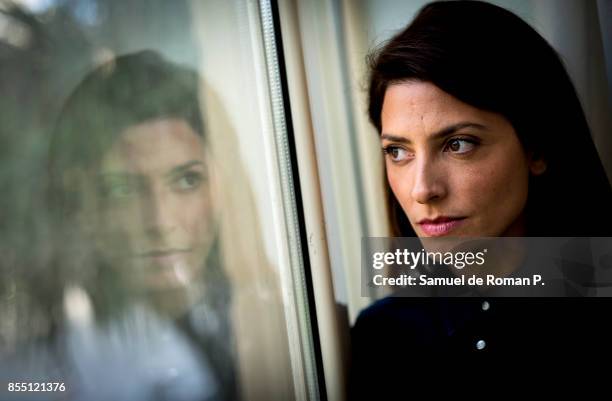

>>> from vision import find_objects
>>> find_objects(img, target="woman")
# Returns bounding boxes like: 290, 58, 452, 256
46, 50, 238, 401
350, 0, 612, 396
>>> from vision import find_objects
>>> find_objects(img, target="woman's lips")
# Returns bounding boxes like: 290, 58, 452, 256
133, 250, 193, 290
137, 249, 191, 269
417, 217, 466, 236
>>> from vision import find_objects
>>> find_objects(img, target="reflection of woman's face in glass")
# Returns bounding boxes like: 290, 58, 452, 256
82, 118, 212, 294
381, 81, 545, 237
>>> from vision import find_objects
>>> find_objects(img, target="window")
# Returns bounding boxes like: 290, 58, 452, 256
0, 1, 320, 400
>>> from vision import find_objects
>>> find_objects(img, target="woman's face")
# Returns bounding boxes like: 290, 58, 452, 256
381, 81, 545, 237
80, 118, 213, 294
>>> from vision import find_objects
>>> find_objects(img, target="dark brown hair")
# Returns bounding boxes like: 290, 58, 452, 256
368, 0, 612, 236
48, 50, 204, 216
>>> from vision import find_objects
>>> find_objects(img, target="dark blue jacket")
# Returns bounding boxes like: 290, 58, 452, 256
349, 297, 612, 399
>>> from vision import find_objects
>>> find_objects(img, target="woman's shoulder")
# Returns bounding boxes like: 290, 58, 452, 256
354, 297, 433, 323
352, 297, 454, 344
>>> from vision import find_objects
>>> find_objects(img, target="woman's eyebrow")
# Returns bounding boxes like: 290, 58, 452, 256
98, 161, 205, 179
381, 122, 486, 143
98, 171, 135, 180
165, 160, 205, 178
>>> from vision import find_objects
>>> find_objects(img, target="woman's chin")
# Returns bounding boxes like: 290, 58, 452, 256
143, 267, 192, 291
140, 277, 199, 318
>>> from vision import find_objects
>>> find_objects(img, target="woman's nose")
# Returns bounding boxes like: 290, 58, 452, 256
410, 157, 447, 204
141, 188, 177, 239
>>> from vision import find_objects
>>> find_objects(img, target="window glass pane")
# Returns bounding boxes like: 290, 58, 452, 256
0, 1, 317, 400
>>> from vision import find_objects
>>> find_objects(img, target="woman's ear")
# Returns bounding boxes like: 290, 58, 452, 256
528, 151, 547, 176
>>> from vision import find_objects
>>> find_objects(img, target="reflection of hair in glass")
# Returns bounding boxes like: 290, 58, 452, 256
368, 0, 612, 236
49, 50, 205, 214
48, 50, 238, 400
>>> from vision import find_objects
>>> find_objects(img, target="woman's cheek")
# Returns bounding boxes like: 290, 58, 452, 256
387, 167, 414, 213
463, 154, 529, 234
181, 190, 211, 230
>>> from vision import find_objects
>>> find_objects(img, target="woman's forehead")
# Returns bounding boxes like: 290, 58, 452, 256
99, 118, 206, 175
381, 81, 508, 141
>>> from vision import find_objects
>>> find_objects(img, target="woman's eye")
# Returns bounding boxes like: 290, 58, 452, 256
444, 138, 476, 154
383, 146, 412, 163
99, 181, 135, 199
174, 171, 203, 191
